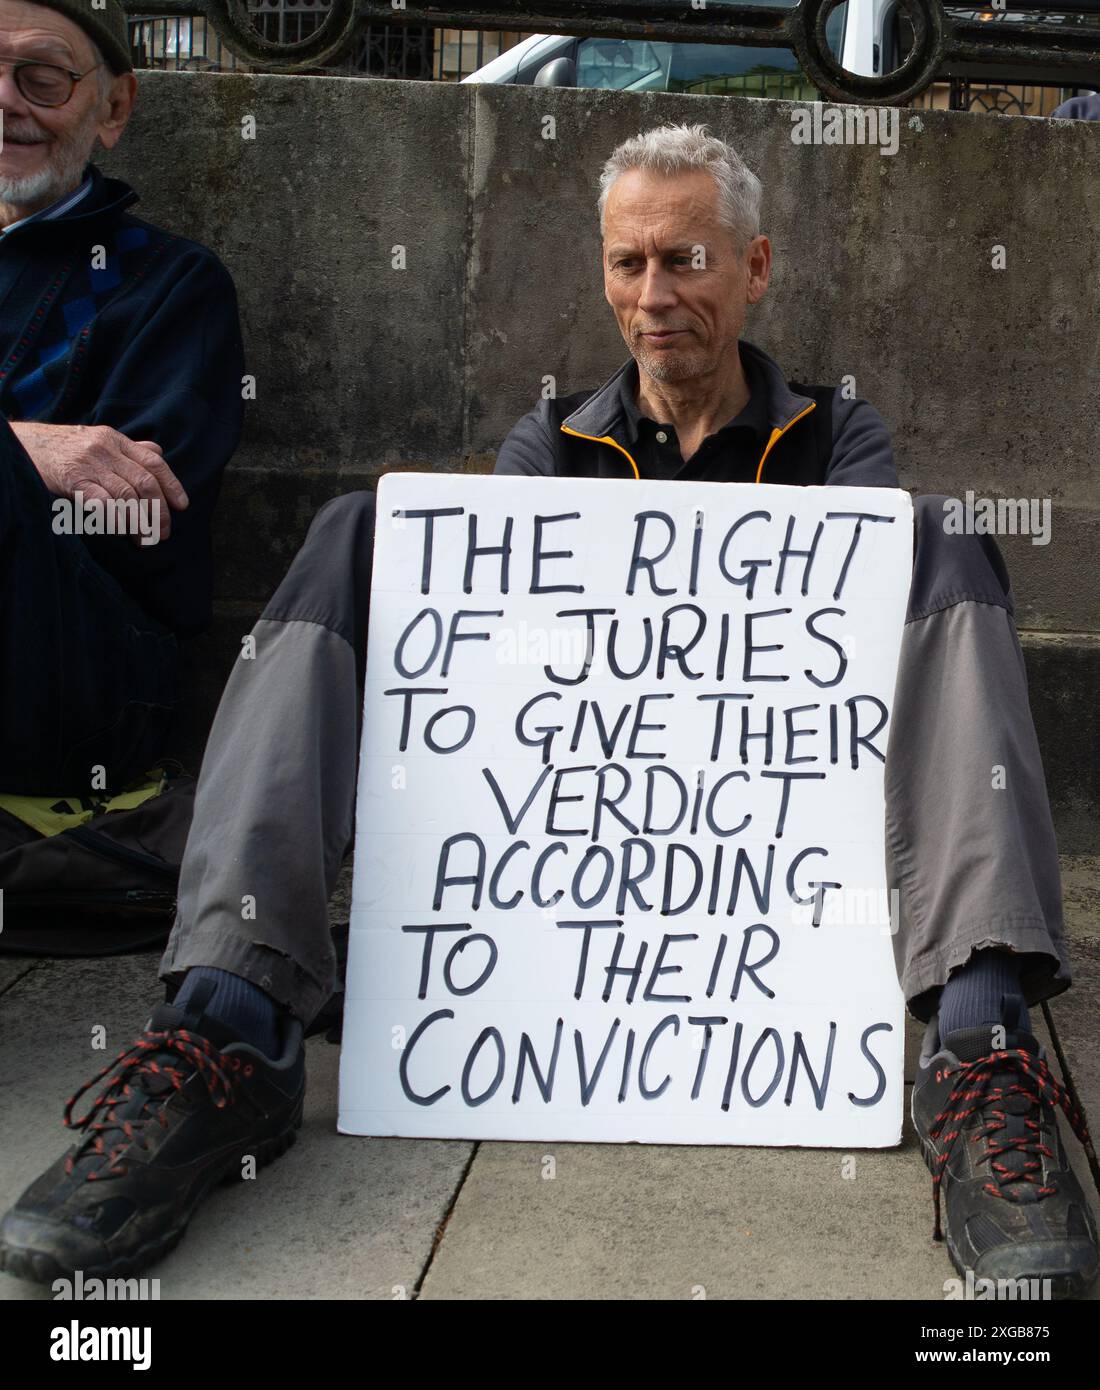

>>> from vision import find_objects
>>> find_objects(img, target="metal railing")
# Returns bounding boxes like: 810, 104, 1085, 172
128, 12, 423, 74
129, 14, 235, 68
138, 0, 1100, 104
126, 10, 1094, 113
128, 13, 538, 78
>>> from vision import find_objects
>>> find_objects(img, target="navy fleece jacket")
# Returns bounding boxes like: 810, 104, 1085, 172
0, 163, 245, 637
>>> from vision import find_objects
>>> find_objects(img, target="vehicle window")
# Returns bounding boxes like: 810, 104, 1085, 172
663, 3, 844, 100
667, 42, 813, 98
880, 0, 912, 74
576, 38, 667, 90
522, 3, 845, 99
826, 1, 848, 59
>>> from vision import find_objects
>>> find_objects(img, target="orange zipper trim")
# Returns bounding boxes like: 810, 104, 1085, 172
754, 401, 817, 483
560, 424, 641, 479
563, 398, 817, 484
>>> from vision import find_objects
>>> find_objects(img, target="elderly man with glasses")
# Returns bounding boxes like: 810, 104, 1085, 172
0, 0, 244, 796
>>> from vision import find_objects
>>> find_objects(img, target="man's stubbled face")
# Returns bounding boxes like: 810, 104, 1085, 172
602, 167, 756, 386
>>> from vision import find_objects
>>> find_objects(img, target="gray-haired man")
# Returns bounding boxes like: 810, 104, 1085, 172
2, 123, 1094, 1298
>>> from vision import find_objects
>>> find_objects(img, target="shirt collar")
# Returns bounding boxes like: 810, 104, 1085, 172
0, 172, 95, 239
617, 342, 770, 447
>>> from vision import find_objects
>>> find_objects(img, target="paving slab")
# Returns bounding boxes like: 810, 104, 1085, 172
1047, 854, 1100, 1116
1041, 855, 1100, 1238
0, 950, 471, 1302
419, 859, 1100, 1301
419, 1091, 1100, 1302
2, 857, 1097, 1300
419, 1121, 950, 1300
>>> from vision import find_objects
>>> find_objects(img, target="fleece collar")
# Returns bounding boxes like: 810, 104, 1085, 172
560, 337, 816, 449
1, 162, 138, 243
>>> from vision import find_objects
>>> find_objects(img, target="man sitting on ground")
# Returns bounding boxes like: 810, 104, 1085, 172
1, 123, 1094, 1298
0, 0, 244, 797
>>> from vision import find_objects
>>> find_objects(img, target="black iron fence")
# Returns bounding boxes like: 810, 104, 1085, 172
127, 11, 433, 75
127, 12, 527, 79
126, 10, 1093, 114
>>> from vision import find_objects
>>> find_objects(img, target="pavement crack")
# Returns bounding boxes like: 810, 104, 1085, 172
0, 958, 42, 999
412, 1140, 481, 1299
1041, 999, 1100, 1202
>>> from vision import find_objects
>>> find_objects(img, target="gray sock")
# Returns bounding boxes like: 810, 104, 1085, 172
937, 949, 1030, 1039
174, 967, 281, 1058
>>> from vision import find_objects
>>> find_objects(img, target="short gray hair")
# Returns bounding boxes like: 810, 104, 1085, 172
597, 122, 762, 246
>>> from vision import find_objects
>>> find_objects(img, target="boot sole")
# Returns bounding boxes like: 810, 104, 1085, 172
0, 1100, 303, 1288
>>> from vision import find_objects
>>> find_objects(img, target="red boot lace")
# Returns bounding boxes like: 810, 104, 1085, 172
928, 1046, 1090, 1241
62, 1029, 241, 1181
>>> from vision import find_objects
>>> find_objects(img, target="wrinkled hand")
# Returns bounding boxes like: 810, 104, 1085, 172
10, 421, 188, 544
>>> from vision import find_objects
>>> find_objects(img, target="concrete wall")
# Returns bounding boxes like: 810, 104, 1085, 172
100, 73, 1100, 848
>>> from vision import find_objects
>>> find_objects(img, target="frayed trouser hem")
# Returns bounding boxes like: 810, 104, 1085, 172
899, 915, 1072, 1023
159, 920, 335, 1028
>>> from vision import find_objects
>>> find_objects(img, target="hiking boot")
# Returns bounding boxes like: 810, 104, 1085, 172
911, 999, 1099, 1299
0, 976, 304, 1285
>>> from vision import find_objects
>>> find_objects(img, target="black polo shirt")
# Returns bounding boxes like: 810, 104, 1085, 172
618, 350, 771, 481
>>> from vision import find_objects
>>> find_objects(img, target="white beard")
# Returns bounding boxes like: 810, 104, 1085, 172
0, 163, 68, 207
0, 104, 101, 216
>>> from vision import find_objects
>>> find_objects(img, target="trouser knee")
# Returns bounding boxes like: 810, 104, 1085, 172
261, 489, 377, 678
907, 493, 1014, 623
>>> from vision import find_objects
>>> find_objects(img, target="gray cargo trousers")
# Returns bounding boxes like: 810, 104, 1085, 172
160, 490, 1072, 1026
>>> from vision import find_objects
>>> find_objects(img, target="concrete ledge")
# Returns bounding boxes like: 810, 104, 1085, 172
1018, 632, 1100, 855
101, 74, 1100, 638
208, 469, 1099, 634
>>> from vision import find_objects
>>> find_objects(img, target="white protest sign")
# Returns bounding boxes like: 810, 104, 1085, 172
338, 474, 912, 1147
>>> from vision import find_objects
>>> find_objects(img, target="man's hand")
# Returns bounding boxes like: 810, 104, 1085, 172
10, 422, 189, 544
